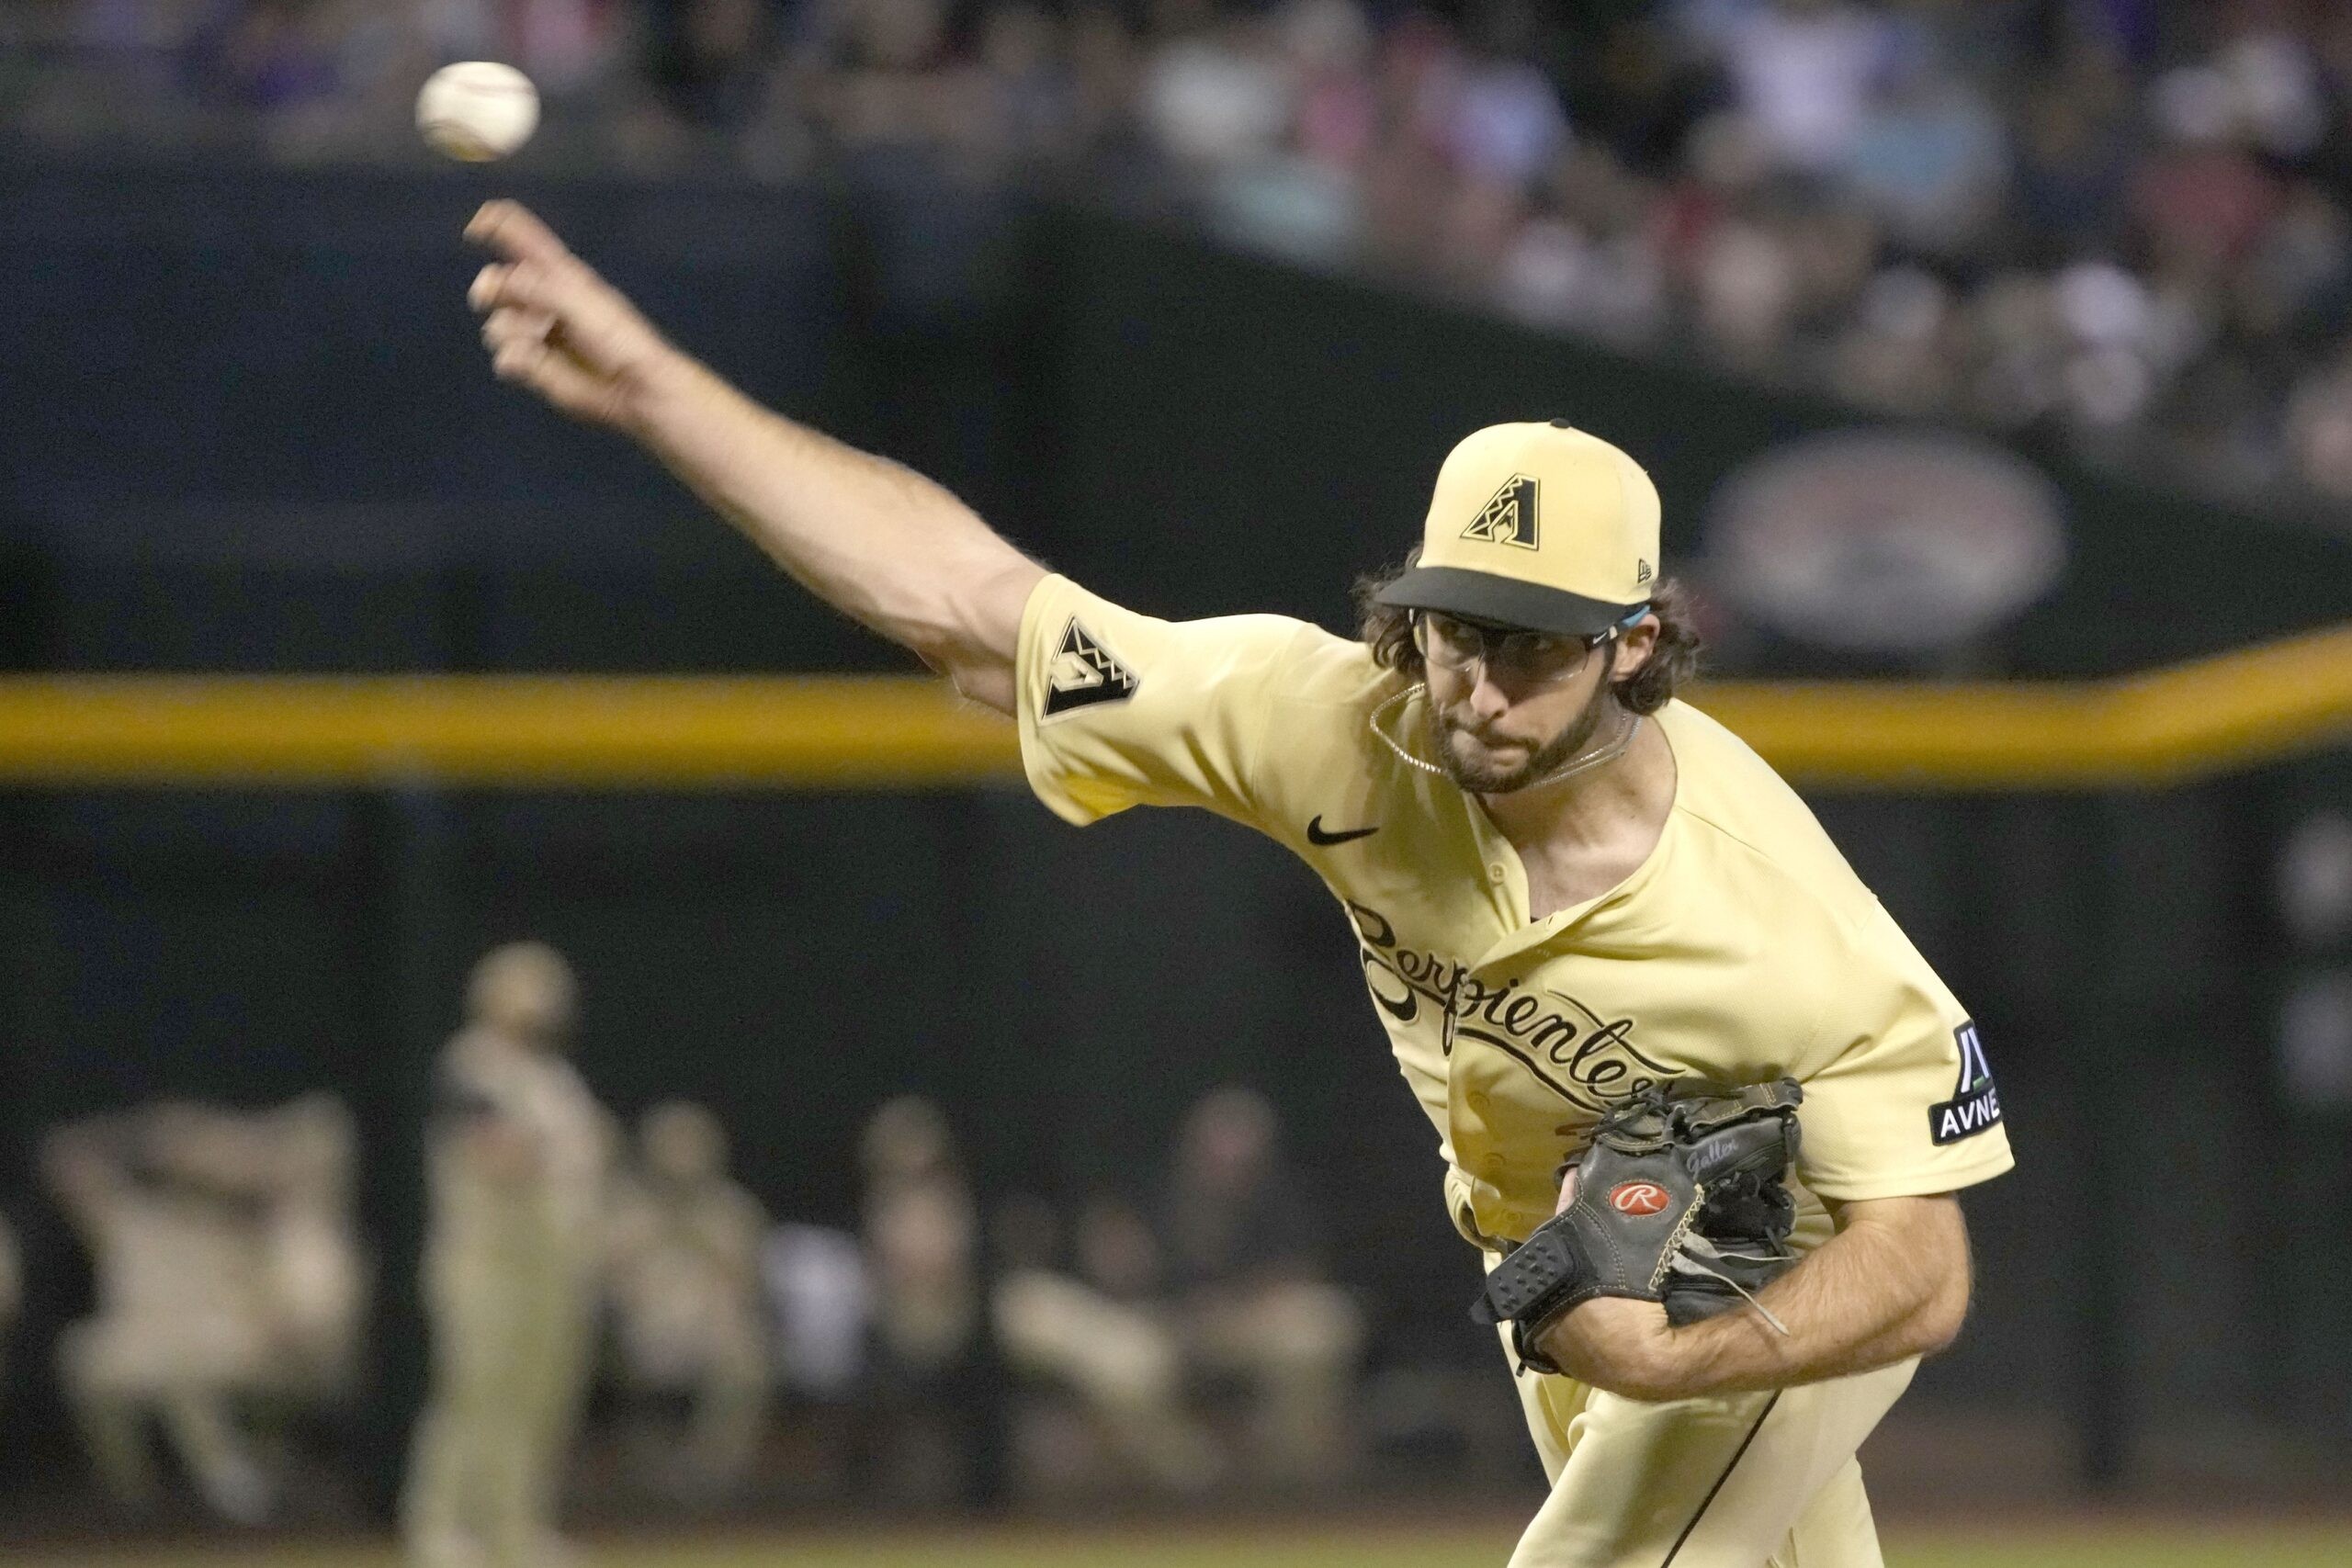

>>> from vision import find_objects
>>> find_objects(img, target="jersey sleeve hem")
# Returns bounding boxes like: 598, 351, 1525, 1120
1012, 574, 1113, 828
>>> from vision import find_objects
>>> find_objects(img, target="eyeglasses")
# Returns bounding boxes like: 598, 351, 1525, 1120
1412, 610, 1622, 689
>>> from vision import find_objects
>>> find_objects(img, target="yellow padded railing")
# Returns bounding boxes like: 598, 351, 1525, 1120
0, 624, 2346, 790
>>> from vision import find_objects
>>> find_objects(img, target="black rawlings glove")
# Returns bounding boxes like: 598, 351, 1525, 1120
1469, 1080, 1804, 1372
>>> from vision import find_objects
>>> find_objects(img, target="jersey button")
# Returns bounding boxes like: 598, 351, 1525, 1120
1467, 1090, 1492, 1117
1487, 863, 1506, 884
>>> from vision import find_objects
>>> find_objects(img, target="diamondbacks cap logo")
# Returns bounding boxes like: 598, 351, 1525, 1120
1928, 1021, 2002, 1145
1608, 1181, 1671, 1216
1461, 474, 1541, 549
1042, 618, 1138, 719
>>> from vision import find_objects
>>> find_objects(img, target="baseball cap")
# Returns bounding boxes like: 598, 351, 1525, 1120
1374, 421, 1660, 637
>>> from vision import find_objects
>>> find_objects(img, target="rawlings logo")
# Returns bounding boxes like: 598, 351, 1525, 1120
1608, 1181, 1670, 1216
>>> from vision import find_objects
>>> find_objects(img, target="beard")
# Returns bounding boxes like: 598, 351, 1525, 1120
1429, 672, 1622, 795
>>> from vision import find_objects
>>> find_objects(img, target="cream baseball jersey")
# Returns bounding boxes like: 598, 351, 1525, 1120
1017, 574, 2013, 1251
428, 1026, 611, 1272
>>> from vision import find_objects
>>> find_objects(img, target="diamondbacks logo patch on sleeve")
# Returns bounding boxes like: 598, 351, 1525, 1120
1042, 618, 1139, 719
1460, 474, 1541, 549
1928, 1021, 2001, 1145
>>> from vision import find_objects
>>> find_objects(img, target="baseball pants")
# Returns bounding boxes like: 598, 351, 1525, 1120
403, 1265, 592, 1568
1501, 1330, 1916, 1568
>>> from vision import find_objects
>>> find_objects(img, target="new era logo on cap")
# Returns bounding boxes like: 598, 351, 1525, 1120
1462, 474, 1540, 550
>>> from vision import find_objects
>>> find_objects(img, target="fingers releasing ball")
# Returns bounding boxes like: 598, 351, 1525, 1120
417, 62, 539, 163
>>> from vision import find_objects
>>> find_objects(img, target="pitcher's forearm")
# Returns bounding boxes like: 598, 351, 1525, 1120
1667, 1198, 1970, 1394
1531, 1194, 1973, 1401
624, 351, 1040, 666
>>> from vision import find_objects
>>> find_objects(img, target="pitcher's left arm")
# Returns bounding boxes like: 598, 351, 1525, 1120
1535, 1190, 1970, 1400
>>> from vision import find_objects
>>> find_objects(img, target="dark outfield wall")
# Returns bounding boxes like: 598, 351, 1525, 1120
0, 164, 2346, 1505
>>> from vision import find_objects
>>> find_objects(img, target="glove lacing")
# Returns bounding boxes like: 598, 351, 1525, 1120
1668, 1234, 1792, 1337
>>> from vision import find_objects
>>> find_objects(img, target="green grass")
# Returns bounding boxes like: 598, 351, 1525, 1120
10, 1523, 2351, 1568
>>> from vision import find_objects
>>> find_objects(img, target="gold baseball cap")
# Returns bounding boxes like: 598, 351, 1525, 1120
1375, 421, 1660, 636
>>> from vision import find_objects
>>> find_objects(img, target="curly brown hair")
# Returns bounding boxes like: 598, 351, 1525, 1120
1351, 550, 1702, 716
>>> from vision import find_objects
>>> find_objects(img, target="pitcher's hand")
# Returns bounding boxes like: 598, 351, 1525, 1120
465, 200, 675, 429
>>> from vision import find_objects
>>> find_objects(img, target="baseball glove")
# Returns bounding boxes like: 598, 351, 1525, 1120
1469, 1079, 1804, 1374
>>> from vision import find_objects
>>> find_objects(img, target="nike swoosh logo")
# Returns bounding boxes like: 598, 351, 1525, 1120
1306, 815, 1379, 846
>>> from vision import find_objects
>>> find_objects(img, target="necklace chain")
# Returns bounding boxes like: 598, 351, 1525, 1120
1370, 683, 1643, 790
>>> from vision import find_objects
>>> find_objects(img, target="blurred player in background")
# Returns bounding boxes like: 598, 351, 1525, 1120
860, 1097, 978, 1390
993, 1190, 1219, 1494
404, 942, 613, 1568
466, 202, 2010, 1568
605, 1099, 772, 1503
992, 1089, 1360, 1494
45, 1095, 364, 1524
254, 1094, 368, 1405
855, 1095, 997, 1506
1158, 1087, 1363, 1485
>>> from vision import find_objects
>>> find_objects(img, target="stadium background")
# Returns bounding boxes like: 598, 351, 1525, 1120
2, 0, 2350, 1564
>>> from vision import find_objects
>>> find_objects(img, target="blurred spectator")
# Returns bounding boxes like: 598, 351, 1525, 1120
45, 1093, 364, 1525
602, 1104, 766, 1504
992, 1192, 1220, 1493
650, 0, 774, 130
1498, 157, 1670, 344
2011, 55, 2138, 254
792, 0, 966, 154
1139, 0, 1289, 171
15, 0, 2352, 509
1446, 0, 1567, 193
2287, 344, 2352, 500
1826, 264, 1959, 413
1701, 0, 1893, 175
962, 1, 1079, 168
605, 1099, 772, 1503
860, 1096, 976, 1388
1286, 0, 1374, 175
255, 1094, 368, 1400
1063, 1, 1147, 162
761, 1221, 871, 1404
993, 1087, 1362, 1495
1157, 1086, 1362, 1486
429, 0, 622, 99
219, 1, 342, 111
47, 1110, 270, 1522
856, 1094, 998, 1506
1837, 42, 2004, 258
405, 942, 614, 1568
1689, 210, 1802, 369
2133, 84, 2283, 279
752, 1218, 869, 1501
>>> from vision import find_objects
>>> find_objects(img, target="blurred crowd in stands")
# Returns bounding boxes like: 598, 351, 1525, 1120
8, 0, 2352, 510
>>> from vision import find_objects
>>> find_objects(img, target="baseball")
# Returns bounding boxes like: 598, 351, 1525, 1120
416, 62, 539, 163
